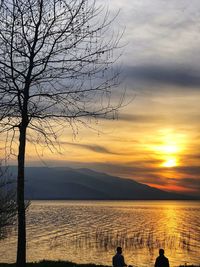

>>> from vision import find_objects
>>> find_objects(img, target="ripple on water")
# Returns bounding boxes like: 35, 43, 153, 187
0, 200, 200, 267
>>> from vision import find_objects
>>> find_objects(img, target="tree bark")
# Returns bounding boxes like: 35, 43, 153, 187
16, 120, 27, 267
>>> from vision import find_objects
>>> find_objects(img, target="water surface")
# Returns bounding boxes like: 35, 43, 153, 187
0, 200, 199, 267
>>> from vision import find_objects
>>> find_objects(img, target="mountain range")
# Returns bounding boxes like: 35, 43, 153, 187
7, 166, 194, 200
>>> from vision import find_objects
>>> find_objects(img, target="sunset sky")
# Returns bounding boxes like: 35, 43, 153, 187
5, 0, 200, 197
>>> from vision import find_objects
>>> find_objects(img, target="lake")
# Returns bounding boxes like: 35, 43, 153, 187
0, 200, 200, 267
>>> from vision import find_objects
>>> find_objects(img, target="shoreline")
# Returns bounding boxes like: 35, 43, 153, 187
0, 260, 109, 267
0, 260, 200, 267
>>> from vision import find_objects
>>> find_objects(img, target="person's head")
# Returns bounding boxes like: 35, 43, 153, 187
159, 249, 165, 256
116, 247, 122, 254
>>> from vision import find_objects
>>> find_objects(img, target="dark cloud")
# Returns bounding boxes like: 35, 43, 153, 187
174, 166, 200, 176
188, 153, 200, 160
61, 141, 120, 155
117, 113, 200, 126
164, 177, 200, 196
177, 178, 200, 190
118, 113, 168, 123
124, 64, 200, 88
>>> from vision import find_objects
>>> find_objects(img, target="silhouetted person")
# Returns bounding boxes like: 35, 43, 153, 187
113, 247, 127, 267
155, 249, 169, 267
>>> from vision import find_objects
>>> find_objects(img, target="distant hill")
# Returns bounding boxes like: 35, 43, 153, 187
8, 166, 194, 200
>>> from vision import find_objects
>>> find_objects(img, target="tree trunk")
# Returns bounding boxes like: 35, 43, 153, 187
16, 122, 27, 267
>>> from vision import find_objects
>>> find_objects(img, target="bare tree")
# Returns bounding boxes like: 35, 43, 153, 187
0, 0, 122, 266
0, 167, 17, 240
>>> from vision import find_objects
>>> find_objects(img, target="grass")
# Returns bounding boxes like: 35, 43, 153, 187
0, 260, 110, 267
0, 261, 199, 267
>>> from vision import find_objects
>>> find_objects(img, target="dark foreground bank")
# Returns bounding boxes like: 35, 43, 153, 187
0, 261, 199, 267
0, 261, 109, 267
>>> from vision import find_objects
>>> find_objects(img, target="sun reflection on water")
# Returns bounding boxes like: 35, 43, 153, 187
0, 201, 199, 267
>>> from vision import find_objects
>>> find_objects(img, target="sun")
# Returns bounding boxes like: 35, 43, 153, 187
161, 144, 178, 167
161, 144, 178, 168
162, 158, 176, 167
162, 145, 178, 154
152, 129, 186, 168
155, 143, 179, 168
